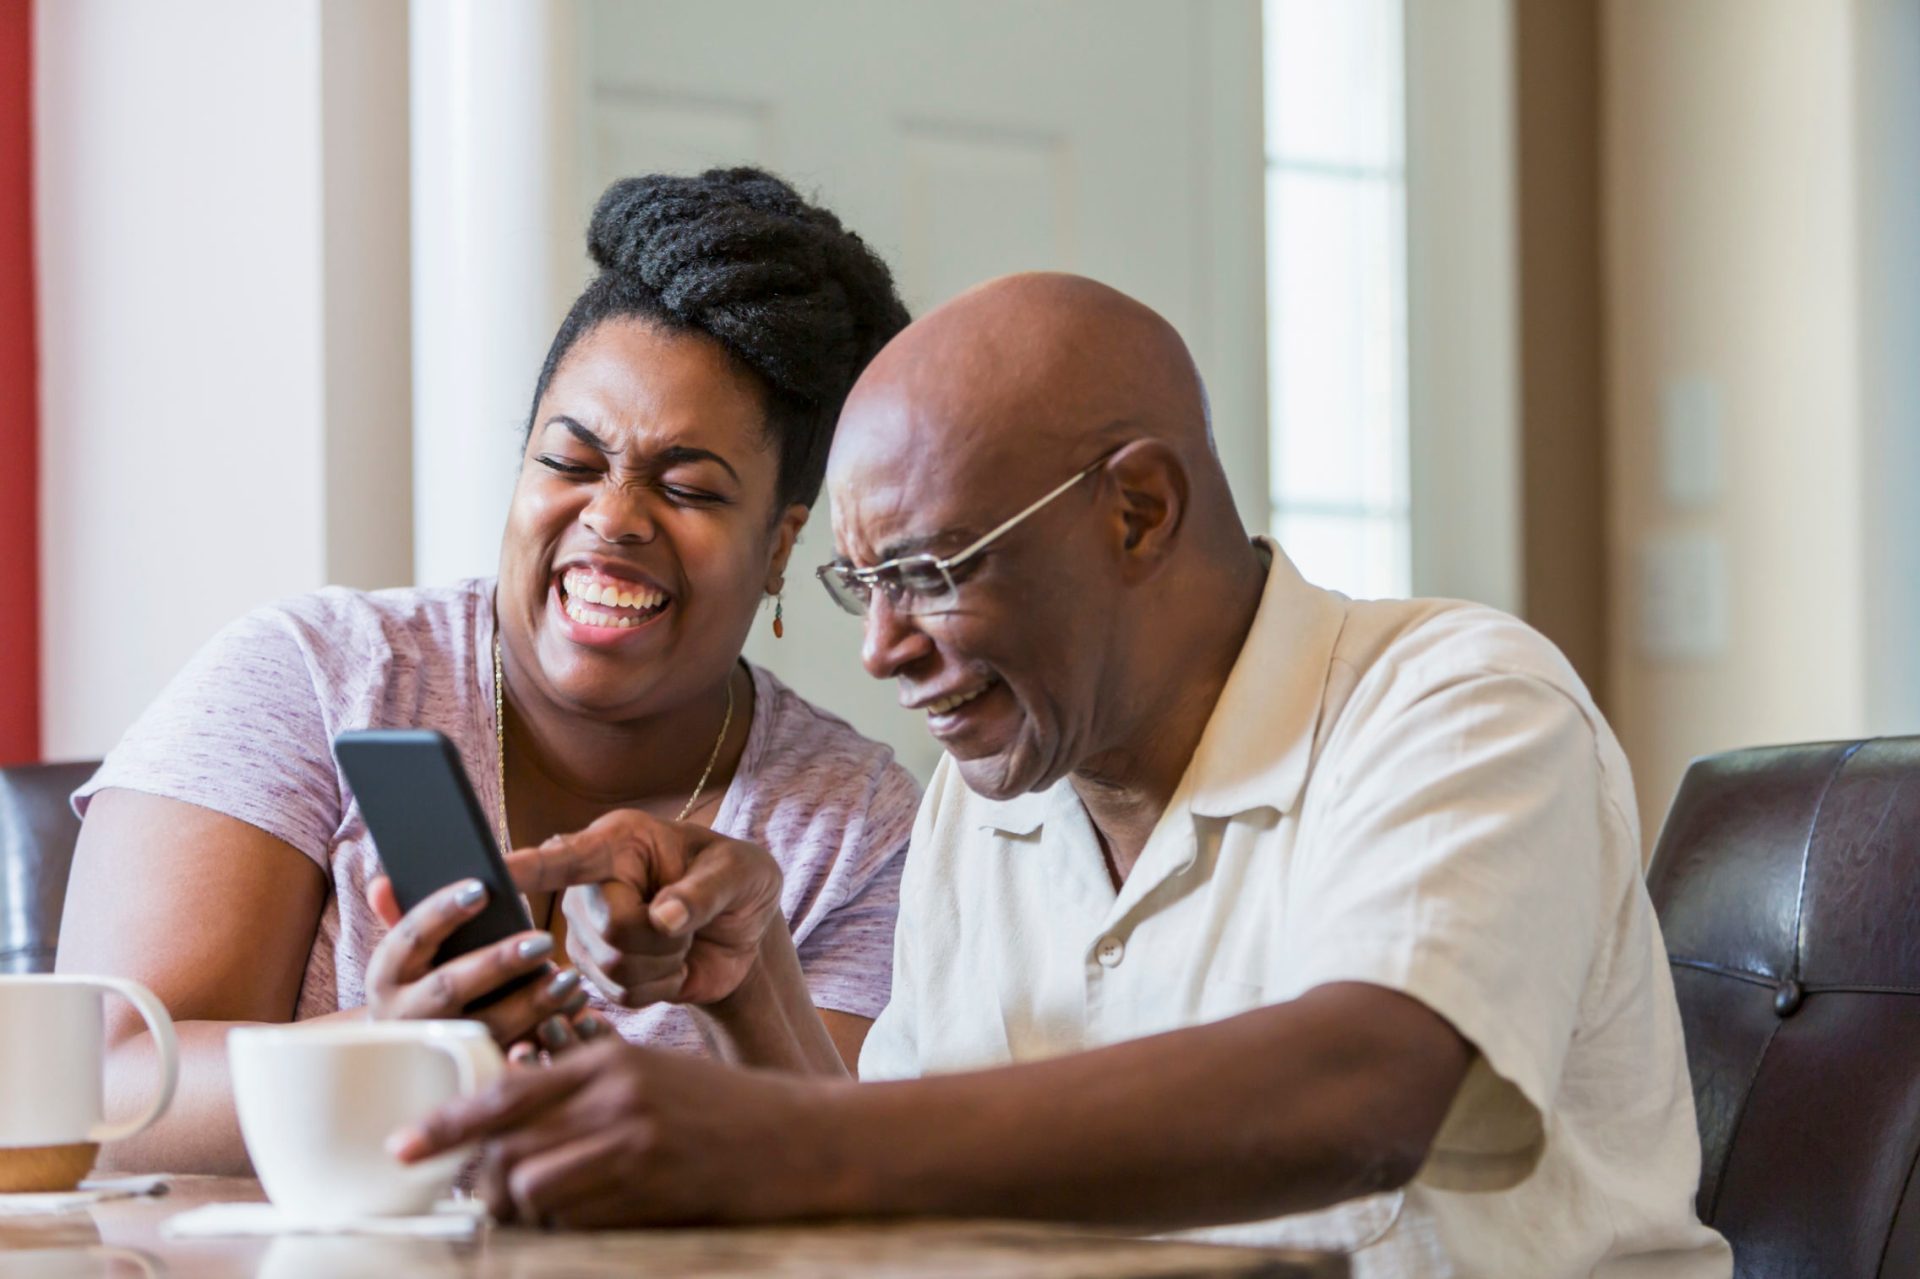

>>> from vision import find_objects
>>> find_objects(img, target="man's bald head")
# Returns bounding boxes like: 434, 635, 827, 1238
829, 273, 1221, 513
825, 272, 1260, 801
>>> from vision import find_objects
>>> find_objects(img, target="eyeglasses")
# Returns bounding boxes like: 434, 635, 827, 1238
817, 446, 1123, 618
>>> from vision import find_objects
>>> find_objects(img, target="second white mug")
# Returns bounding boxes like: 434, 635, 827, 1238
229, 1020, 503, 1222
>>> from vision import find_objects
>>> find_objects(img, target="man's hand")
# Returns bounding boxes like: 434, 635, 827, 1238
507, 811, 786, 1009
387, 1038, 841, 1227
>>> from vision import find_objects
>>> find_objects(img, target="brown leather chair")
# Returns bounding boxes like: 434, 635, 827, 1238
1647, 737, 1920, 1278
0, 761, 101, 975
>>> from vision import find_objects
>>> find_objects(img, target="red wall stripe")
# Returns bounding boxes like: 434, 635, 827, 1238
0, 0, 38, 764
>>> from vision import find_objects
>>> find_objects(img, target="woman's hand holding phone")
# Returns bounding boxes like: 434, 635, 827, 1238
362, 876, 603, 1052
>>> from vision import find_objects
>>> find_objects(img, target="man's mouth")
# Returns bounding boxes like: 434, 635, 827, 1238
556, 567, 671, 630
918, 679, 997, 717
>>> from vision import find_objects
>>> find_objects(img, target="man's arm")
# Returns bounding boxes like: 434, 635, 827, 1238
394, 980, 1472, 1230
828, 982, 1471, 1228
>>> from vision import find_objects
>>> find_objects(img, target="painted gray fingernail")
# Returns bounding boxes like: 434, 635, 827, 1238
576, 1015, 605, 1039
516, 934, 554, 961
538, 1015, 571, 1049
454, 880, 486, 909
545, 969, 581, 1001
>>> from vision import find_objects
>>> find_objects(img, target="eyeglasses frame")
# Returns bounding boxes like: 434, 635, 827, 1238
816, 444, 1127, 618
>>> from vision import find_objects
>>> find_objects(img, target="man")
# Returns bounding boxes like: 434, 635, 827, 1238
397, 274, 1731, 1276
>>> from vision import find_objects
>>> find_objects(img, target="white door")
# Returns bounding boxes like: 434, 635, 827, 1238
580, 0, 1266, 779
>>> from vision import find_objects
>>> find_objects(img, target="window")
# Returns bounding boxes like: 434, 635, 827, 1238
1263, 0, 1409, 599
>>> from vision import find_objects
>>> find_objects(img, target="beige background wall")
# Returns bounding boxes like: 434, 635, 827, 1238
1601, 0, 1920, 839
1515, 0, 1606, 708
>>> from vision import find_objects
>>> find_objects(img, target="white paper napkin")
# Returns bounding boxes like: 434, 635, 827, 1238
0, 1174, 169, 1216
160, 1198, 486, 1240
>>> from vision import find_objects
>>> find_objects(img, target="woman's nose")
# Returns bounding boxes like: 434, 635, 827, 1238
580, 483, 658, 545
861, 592, 936, 680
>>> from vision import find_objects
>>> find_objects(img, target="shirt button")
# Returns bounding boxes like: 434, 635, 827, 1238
1095, 936, 1125, 968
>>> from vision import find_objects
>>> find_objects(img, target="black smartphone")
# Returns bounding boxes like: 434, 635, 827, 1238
332, 728, 539, 1010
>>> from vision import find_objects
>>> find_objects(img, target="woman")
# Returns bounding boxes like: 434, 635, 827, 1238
55, 169, 918, 1173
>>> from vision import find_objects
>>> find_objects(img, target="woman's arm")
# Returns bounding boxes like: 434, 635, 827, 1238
693, 924, 857, 1075
55, 789, 336, 1173
819, 1012, 874, 1073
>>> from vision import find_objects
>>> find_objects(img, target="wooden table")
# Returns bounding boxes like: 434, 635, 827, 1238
1, 1177, 1347, 1277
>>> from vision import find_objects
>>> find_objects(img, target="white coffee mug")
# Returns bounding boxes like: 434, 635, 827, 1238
229, 1020, 504, 1222
0, 974, 180, 1191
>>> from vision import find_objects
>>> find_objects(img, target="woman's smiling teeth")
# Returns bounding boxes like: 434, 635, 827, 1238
926, 683, 992, 716
560, 569, 669, 629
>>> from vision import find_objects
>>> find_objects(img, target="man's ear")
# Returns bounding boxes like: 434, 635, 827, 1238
1103, 441, 1188, 570
767, 503, 811, 591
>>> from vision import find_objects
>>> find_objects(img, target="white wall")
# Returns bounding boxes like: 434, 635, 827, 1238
36, 0, 410, 760
1603, 0, 1920, 838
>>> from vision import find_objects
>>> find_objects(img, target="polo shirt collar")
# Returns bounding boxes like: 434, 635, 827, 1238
1185, 538, 1346, 819
975, 787, 1052, 837
974, 537, 1346, 834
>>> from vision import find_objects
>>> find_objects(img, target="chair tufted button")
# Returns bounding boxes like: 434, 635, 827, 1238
1773, 979, 1804, 1017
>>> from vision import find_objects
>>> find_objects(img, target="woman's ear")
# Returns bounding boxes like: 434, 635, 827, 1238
766, 503, 811, 592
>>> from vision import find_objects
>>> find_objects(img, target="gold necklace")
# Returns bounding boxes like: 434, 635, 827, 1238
491, 633, 736, 858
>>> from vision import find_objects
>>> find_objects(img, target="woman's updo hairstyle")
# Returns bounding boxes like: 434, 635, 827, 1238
528, 167, 911, 511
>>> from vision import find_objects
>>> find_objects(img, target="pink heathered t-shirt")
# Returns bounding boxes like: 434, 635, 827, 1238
74, 580, 919, 1053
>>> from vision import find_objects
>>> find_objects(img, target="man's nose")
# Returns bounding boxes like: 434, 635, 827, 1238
580, 483, 658, 545
861, 592, 935, 680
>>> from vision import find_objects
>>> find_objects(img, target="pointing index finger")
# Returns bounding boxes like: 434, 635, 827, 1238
505, 835, 616, 894
505, 814, 709, 894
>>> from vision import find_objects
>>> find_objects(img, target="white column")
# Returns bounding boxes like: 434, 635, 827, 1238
410, 0, 582, 585
1404, 0, 1521, 613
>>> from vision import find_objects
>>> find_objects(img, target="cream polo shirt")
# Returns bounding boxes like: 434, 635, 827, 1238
860, 541, 1732, 1278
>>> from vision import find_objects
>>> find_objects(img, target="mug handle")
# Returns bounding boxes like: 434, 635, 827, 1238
429, 1033, 505, 1098
83, 976, 181, 1144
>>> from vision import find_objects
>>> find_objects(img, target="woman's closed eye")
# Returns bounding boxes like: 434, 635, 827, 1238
537, 451, 730, 507
536, 454, 599, 478
661, 483, 726, 507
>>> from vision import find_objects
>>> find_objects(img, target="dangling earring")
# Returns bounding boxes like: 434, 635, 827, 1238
772, 592, 785, 639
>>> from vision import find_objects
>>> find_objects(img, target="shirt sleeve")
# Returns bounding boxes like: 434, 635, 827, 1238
793, 760, 920, 1021
73, 606, 346, 867
1285, 670, 1621, 1191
